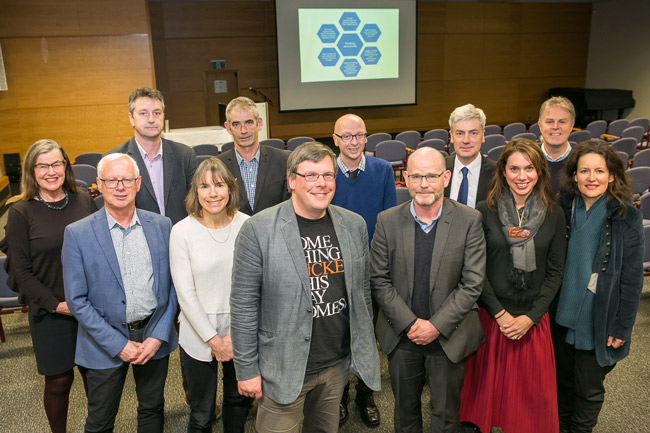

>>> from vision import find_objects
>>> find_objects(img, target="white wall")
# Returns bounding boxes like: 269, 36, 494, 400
586, 0, 650, 119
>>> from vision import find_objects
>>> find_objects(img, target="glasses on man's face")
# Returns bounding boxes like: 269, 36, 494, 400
406, 171, 447, 184
34, 160, 66, 172
334, 133, 367, 143
99, 178, 139, 189
293, 172, 335, 182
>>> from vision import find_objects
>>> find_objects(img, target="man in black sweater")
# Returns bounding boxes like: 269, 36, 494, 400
537, 96, 576, 193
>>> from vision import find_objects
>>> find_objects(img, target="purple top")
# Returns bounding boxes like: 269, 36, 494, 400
137, 140, 165, 216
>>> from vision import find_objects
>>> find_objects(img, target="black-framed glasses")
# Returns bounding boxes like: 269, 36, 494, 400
334, 133, 367, 143
292, 172, 335, 182
406, 171, 447, 184
34, 160, 66, 172
99, 177, 139, 189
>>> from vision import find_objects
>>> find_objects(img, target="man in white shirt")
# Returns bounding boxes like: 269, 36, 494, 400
444, 104, 496, 207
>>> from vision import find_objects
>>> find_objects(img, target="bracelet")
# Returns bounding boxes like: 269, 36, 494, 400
495, 311, 506, 319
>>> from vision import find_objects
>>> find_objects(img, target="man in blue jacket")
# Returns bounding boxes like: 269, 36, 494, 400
63, 153, 177, 433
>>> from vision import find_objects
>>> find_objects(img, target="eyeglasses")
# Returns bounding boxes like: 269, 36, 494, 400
334, 133, 367, 143
292, 172, 335, 182
34, 161, 66, 172
406, 171, 447, 184
99, 178, 139, 189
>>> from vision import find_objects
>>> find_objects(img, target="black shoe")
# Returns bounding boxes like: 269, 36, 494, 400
355, 392, 380, 428
461, 421, 481, 432
339, 384, 350, 425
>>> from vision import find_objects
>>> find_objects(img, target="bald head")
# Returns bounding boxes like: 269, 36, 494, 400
405, 147, 450, 209
333, 114, 368, 168
407, 147, 446, 172
334, 114, 366, 133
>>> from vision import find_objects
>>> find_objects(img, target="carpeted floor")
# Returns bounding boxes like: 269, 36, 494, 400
1, 200, 649, 432
1, 279, 649, 432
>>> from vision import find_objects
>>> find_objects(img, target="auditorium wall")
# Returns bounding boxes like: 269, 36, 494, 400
0, 0, 592, 165
0, 0, 154, 162
586, 0, 650, 119
152, 1, 591, 139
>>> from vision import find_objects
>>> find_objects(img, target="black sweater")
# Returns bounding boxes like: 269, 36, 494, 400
476, 201, 567, 324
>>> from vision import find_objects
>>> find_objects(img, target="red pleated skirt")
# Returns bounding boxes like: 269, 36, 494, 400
460, 308, 558, 433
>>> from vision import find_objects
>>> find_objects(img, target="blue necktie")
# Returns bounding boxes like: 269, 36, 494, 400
457, 167, 469, 205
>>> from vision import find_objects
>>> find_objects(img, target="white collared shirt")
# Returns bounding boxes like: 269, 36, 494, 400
449, 154, 482, 209
541, 142, 572, 162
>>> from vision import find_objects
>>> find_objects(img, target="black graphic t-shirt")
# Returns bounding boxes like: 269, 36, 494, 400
297, 212, 350, 374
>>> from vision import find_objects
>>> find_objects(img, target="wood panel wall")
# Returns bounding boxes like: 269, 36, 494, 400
0, 0, 155, 165
152, 1, 591, 140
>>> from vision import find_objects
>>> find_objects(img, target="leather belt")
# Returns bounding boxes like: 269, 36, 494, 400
127, 315, 152, 331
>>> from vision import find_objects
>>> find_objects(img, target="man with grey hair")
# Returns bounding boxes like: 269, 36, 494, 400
63, 153, 177, 432
371, 147, 485, 433
218, 96, 290, 215
538, 96, 576, 192
444, 103, 496, 208
230, 142, 381, 432
107, 87, 199, 225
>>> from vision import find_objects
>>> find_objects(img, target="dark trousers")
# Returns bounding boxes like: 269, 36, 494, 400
180, 347, 248, 433
388, 349, 465, 433
83, 355, 169, 433
554, 326, 615, 433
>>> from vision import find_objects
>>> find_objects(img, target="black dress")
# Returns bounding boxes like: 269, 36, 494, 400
6, 191, 96, 375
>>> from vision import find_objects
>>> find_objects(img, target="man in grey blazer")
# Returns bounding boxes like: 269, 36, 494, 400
230, 142, 381, 433
371, 147, 486, 433
444, 104, 496, 208
107, 87, 199, 225
218, 96, 290, 216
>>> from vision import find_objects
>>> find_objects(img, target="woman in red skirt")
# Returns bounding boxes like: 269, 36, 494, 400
459, 138, 567, 433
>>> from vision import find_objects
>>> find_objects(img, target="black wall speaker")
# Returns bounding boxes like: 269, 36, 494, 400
4, 153, 22, 183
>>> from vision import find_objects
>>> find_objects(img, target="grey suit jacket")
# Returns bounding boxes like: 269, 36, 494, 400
107, 137, 198, 224
230, 200, 381, 404
444, 154, 497, 205
217, 145, 291, 216
370, 199, 486, 363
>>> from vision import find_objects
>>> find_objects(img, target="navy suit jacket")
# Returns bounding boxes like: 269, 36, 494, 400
444, 154, 496, 205
107, 137, 198, 224
217, 145, 290, 215
62, 208, 178, 370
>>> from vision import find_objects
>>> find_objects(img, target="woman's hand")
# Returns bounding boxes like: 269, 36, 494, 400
495, 310, 514, 330
607, 336, 626, 349
55, 302, 72, 316
208, 334, 233, 362
499, 313, 533, 341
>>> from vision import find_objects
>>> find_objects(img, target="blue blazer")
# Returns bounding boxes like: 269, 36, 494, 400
62, 208, 178, 370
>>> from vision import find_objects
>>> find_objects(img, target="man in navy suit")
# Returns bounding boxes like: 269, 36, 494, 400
63, 153, 178, 433
107, 87, 198, 225
444, 104, 496, 208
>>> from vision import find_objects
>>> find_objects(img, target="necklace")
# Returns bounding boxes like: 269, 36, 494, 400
205, 222, 232, 243
516, 207, 525, 227
36, 189, 69, 210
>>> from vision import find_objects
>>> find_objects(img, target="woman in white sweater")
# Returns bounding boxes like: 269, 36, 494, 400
170, 158, 249, 433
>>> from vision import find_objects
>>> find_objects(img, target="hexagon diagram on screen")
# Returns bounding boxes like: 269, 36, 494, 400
317, 24, 339, 43
361, 47, 381, 65
318, 48, 340, 67
339, 12, 361, 31
337, 34, 364, 57
361, 24, 381, 43
340, 59, 361, 78
298, 8, 399, 83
